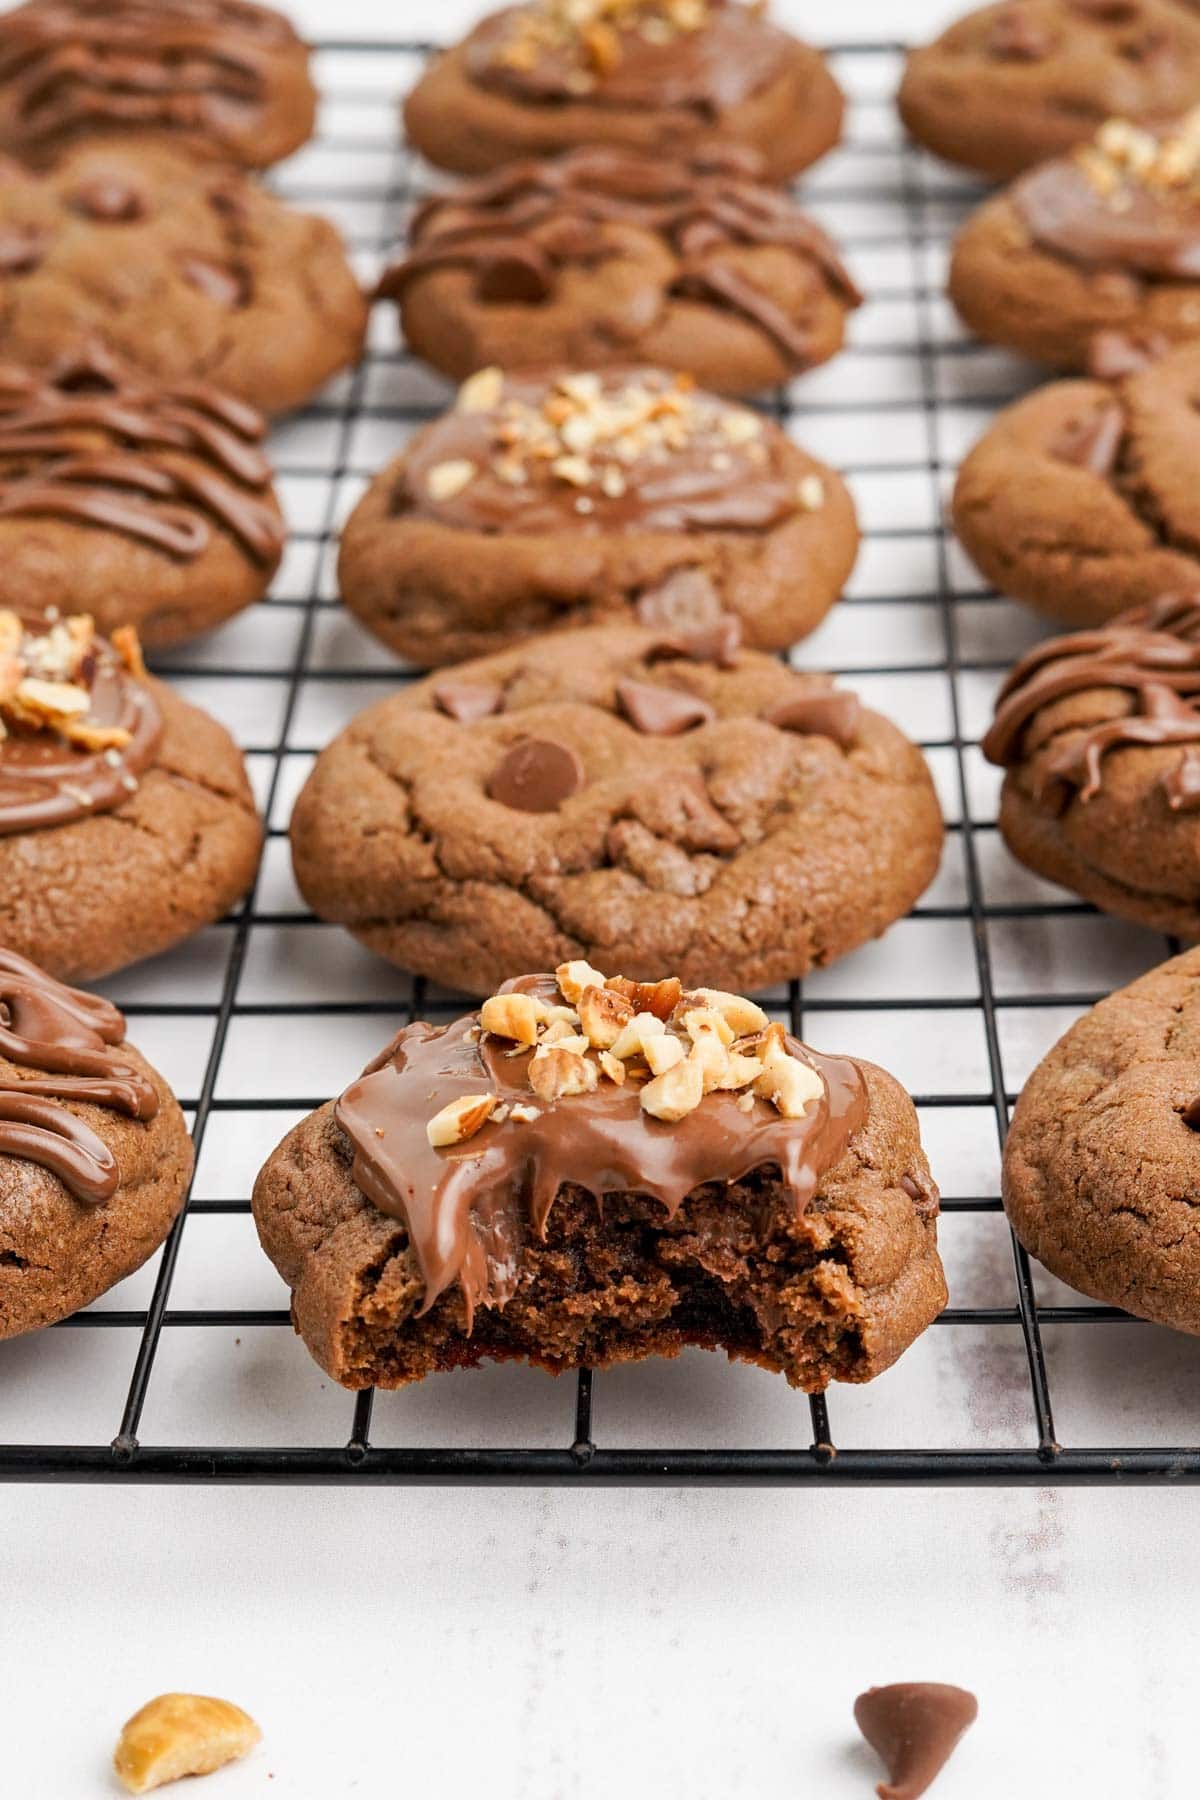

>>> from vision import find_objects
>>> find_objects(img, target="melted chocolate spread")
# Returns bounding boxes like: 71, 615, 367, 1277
465, 1, 792, 116
0, 0, 295, 158
0, 611, 163, 834
380, 144, 860, 366
399, 368, 802, 536
0, 347, 282, 563
0, 945, 158, 1203
334, 975, 867, 1328
1013, 156, 1200, 280
982, 591, 1200, 809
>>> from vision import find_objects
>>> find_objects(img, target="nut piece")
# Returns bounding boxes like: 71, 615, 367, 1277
598, 1050, 627, 1085
530, 1045, 600, 1101
606, 975, 682, 1021
426, 1093, 497, 1147
480, 991, 546, 1045
716, 1051, 765, 1092
684, 989, 770, 1036
457, 365, 505, 413
578, 983, 634, 1049
682, 1005, 735, 1049
609, 1010, 667, 1060
643, 1034, 685, 1076
754, 1044, 824, 1119
556, 958, 609, 1004
426, 458, 477, 501
113, 1693, 261, 1795
640, 1054, 704, 1122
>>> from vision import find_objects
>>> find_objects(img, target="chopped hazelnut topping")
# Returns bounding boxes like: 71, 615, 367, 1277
0, 612, 138, 752
797, 474, 826, 512
429, 963, 831, 1147
114, 1693, 261, 1795
426, 1093, 498, 1147
497, 1, 713, 83
457, 366, 505, 413
1079, 107, 1200, 203
426, 458, 478, 502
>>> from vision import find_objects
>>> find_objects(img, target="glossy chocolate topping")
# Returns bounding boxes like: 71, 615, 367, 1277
335, 973, 868, 1324
398, 368, 804, 536
0, 610, 163, 834
0, 0, 296, 160
0, 945, 158, 1203
982, 591, 1200, 809
853, 1684, 978, 1800
0, 346, 282, 563
1013, 143, 1200, 281
465, 1, 792, 116
380, 143, 860, 365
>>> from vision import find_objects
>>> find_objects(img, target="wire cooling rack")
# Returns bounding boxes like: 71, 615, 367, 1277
3, 36, 1200, 1486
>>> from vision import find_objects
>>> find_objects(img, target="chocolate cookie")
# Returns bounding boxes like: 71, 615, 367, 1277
1, 946, 193, 1339
0, 0, 317, 171
953, 337, 1200, 626
0, 609, 261, 980
338, 367, 858, 666
252, 964, 946, 1389
0, 346, 285, 649
0, 142, 367, 415
949, 111, 1200, 370
377, 145, 862, 397
982, 592, 1200, 932
289, 619, 944, 997
1005, 944, 1200, 1333
899, 0, 1200, 181
403, 0, 843, 183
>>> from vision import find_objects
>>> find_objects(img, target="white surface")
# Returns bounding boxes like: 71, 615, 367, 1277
4, 6, 1200, 1799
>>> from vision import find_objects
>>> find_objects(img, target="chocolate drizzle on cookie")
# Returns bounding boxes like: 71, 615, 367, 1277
0, 346, 282, 563
1013, 110, 1200, 280
380, 143, 860, 366
465, 0, 792, 117
398, 367, 807, 536
335, 966, 869, 1325
0, 945, 158, 1203
0, 0, 294, 162
0, 608, 163, 834
983, 590, 1200, 808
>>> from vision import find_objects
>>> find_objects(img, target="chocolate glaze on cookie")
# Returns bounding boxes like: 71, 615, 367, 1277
336, 974, 866, 1320
0, 946, 158, 1203
380, 144, 861, 379
0, 0, 317, 170
1013, 144, 1200, 279
0, 611, 163, 835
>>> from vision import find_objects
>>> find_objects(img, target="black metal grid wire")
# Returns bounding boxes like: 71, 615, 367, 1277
4, 36, 1199, 1485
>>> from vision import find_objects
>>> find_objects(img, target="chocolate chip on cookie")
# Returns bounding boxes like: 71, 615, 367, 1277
1005, 942, 1200, 1332
0, 0, 317, 171
0, 142, 367, 414
982, 591, 1200, 931
0, 344, 285, 648
338, 367, 859, 666
0, 945, 193, 1339
289, 618, 943, 997
0, 608, 261, 979
378, 144, 862, 396
950, 107, 1200, 369
252, 963, 946, 1389
953, 338, 1200, 625
899, 0, 1200, 181
403, 0, 843, 182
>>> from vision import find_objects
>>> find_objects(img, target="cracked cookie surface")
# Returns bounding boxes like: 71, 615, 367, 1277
1005, 944, 1200, 1332
403, 1, 843, 182
900, 0, 1200, 180
289, 619, 944, 997
0, 141, 367, 414
953, 342, 1200, 626
338, 367, 858, 665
